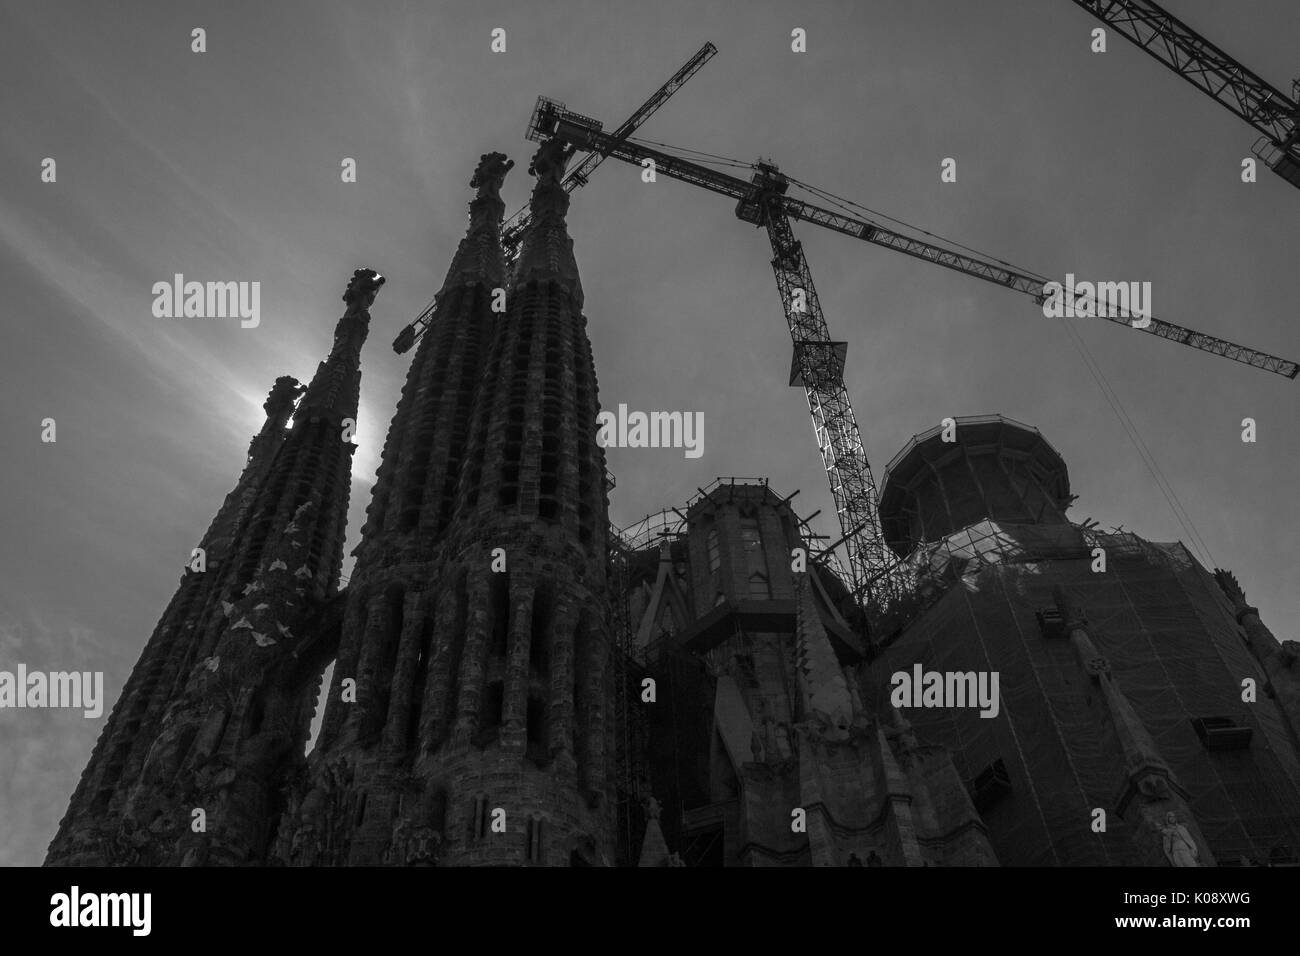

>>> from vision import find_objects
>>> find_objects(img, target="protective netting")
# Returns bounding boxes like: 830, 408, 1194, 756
873, 523, 1300, 866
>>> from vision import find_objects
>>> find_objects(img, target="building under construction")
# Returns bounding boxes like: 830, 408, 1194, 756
45, 115, 1300, 866
609, 420, 1300, 866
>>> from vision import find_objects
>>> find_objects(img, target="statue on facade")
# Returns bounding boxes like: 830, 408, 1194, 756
1160, 811, 1200, 867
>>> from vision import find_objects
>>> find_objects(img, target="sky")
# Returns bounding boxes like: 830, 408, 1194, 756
1, 0, 1297, 867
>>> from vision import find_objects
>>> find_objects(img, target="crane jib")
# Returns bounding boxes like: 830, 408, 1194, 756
532, 85, 1299, 601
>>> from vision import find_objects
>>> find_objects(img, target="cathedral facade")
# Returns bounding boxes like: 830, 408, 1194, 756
46, 147, 1300, 867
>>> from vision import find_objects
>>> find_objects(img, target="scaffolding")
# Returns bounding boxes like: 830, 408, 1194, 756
607, 527, 652, 864
869, 523, 1300, 865
863, 518, 1195, 648
611, 476, 853, 583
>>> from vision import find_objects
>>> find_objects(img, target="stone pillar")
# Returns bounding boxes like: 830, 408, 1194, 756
380, 591, 429, 754
352, 595, 390, 738
549, 600, 576, 759
453, 575, 492, 744
502, 581, 535, 751
418, 586, 458, 751
320, 593, 369, 749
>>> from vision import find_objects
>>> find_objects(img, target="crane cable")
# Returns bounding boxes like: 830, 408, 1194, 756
624, 135, 757, 170
1051, 311, 1217, 569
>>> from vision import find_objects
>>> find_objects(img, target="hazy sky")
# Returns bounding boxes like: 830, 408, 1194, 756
2, 0, 1297, 867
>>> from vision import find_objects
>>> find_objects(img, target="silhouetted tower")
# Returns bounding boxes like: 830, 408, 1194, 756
624, 479, 994, 866
46, 270, 384, 865
281, 145, 614, 867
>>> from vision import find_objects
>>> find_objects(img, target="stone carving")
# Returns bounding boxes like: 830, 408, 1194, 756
528, 138, 571, 188
1135, 773, 1172, 801
1160, 811, 1200, 867
1085, 655, 1111, 677
470, 151, 514, 201
342, 268, 385, 312
402, 822, 442, 866
264, 376, 306, 418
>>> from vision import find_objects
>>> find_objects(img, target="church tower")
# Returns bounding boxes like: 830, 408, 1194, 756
46, 269, 384, 865
622, 479, 996, 866
276, 143, 615, 867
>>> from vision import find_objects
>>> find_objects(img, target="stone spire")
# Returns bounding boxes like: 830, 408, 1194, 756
441, 152, 513, 291
199, 376, 306, 566
295, 269, 383, 424
512, 139, 582, 305
284, 146, 615, 867
44, 372, 309, 865
46, 270, 384, 866
353, 155, 513, 555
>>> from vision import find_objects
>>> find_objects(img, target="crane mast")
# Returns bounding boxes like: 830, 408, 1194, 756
747, 166, 893, 602
1070, 0, 1300, 189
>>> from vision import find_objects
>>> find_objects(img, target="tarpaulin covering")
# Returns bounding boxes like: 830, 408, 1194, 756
874, 524, 1300, 866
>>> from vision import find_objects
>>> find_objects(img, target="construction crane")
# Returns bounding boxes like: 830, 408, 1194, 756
523, 91, 1298, 606
392, 41, 717, 355
1069, 0, 1300, 189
